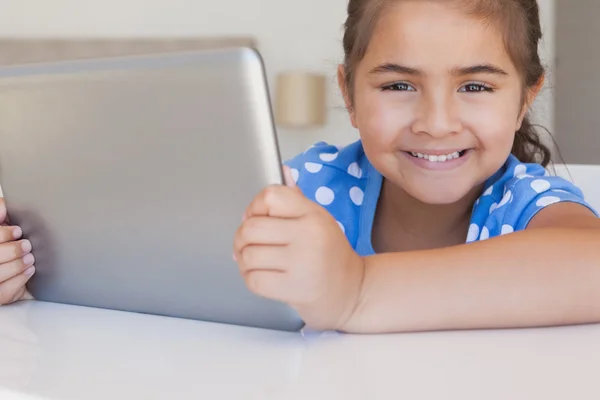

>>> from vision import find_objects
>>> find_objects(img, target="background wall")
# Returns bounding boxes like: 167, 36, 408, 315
555, 0, 600, 165
0, 0, 555, 161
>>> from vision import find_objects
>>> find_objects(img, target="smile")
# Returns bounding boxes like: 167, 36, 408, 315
401, 149, 472, 171
408, 150, 468, 163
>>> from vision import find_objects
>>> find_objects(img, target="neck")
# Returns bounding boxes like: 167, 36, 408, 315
372, 179, 482, 253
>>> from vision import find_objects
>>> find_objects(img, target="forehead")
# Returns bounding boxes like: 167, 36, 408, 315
364, 0, 515, 73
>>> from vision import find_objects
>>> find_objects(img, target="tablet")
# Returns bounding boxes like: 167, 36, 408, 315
0, 47, 304, 332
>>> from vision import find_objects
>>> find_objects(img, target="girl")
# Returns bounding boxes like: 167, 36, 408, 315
233, 0, 600, 333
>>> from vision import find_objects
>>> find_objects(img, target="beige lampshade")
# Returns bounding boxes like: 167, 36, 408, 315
275, 71, 327, 128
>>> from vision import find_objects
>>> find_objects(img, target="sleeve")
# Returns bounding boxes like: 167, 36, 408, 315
283, 142, 340, 200
281, 141, 364, 248
495, 174, 599, 232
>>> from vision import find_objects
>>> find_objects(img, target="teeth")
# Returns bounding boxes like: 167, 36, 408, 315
410, 151, 462, 162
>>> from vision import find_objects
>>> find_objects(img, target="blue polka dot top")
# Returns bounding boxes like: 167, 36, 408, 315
284, 140, 599, 256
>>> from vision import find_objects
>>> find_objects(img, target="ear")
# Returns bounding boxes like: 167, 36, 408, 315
337, 65, 358, 128
516, 74, 545, 130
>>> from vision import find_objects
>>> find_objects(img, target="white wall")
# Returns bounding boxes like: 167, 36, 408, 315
0, 0, 554, 160
554, 0, 600, 164
535, 0, 557, 150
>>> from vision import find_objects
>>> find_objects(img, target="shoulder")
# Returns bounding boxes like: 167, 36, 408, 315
285, 139, 366, 175
283, 140, 370, 246
283, 140, 369, 198
469, 155, 599, 241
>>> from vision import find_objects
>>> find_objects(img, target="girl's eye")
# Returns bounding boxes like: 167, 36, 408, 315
382, 82, 416, 92
460, 83, 494, 93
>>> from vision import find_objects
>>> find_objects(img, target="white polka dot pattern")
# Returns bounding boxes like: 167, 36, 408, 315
347, 162, 362, 179
349, 187, 364, 206
282, 139, 597, 255
319, 152, 338, 162
466, 224, 480, 242
305, 162, 323, 173
514, 164, 527, 177
530, 179, 551, 194
498, 190, 512, 208
315, 187, 335, 206
536, 196, 561, 207
501, 225, 514, 235
480, 227, 490, 240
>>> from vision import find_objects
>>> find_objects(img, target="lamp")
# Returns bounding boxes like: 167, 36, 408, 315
274, 71, 327, 128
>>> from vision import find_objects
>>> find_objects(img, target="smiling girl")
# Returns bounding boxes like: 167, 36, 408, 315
233, 0, 600, 333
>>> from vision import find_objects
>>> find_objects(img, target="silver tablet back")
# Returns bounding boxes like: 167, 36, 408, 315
0, 48, 304, 332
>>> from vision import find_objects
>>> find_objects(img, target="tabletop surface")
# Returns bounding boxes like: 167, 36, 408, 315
1, 300, 600, 400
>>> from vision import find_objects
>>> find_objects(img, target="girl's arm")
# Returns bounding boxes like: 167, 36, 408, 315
342, 203, 600, 334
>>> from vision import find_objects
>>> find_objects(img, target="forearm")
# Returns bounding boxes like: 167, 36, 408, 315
343, 228, 600, 334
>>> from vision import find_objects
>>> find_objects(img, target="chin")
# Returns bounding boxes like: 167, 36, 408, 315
406, 184, 475, 206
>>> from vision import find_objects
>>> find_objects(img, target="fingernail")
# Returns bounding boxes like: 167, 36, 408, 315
24, 266, 35, 276
22, 253, 35, 266
21, 240, 32, 253
12, 226, 22, 239
233, 253, 238, 262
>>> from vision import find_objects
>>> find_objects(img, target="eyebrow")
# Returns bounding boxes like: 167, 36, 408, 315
368, 63, 509, 77
453, 64, 509, 76
369, 63, 421, 76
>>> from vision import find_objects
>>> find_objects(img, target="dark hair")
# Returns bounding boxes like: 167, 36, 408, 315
341, 0, 552, 166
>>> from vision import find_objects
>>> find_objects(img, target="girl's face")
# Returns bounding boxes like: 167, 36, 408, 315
341, 1, 541, 204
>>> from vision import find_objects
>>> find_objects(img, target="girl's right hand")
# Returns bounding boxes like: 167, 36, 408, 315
0, 199, 35, 305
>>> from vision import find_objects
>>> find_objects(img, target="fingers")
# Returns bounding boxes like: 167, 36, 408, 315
0, 253, 35, 283
21, 290, 34, 301
234, 216, 295, 253
10, 286, 28, 304
0, 269, 35, 305
282, 165, 297, 189
0, 223, 34, 305
244, 270, 288, 302
237, 245, 289, 274
0, 198, 6, 224
245, 185, 309, 219
0, 225, 22, 244
0, 239, 31, 265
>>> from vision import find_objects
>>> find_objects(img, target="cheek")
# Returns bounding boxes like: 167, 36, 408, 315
353, 90, 415, 148
461, 93, 522, 151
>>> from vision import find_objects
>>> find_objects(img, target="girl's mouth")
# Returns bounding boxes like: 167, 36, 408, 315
406, 149, 469, 163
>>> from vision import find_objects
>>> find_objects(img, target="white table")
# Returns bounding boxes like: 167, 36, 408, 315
1, 300, 600, 400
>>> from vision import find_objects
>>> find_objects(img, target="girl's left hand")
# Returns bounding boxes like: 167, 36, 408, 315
233, 166, 365, 331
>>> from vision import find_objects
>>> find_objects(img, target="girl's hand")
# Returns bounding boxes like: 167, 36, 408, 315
0, 199, 35, 305
233, 166, 365, 331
